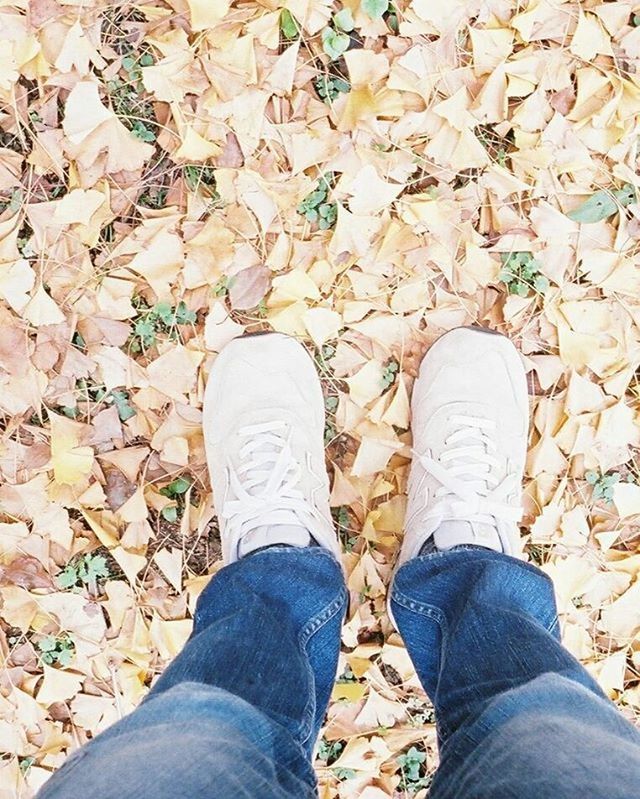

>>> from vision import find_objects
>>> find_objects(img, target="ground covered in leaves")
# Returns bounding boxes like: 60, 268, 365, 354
1, 0, 640, 796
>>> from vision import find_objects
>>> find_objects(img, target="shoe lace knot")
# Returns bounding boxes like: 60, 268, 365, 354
221, 421, 314, 538
415, 413, 522, 542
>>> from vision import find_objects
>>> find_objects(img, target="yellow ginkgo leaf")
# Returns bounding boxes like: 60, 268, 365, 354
174, 127, 221, 162
187, 0, 231, 31
346, 361, 386, 408
23, 285, 65, 327
0, 258, 34, 313
50, 414, 94, 486
37, 665, 84, 706
302, 307, 341, 348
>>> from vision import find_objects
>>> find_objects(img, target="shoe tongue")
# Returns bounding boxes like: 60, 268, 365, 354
238, 524, 311, 558
433, 520, 503, 552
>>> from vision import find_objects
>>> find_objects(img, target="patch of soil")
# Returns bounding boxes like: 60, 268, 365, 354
148, 514, 222, 576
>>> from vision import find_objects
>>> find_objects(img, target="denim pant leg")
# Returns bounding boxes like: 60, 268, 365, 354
390, 547, 640, 799
38, 547, 347, 799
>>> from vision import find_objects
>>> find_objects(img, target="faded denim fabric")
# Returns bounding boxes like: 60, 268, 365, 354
38, 545, 640, 799
390, 547, 640, 798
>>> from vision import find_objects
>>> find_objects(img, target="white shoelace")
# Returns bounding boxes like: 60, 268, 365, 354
221, 421, 314, 541
415, 414, 521, 552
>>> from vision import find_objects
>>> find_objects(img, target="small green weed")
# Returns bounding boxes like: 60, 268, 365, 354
362, 0, 389, 19
298, 175, 337, 229
160, 477, 192, 498
72, 331, 86, 350
314, 74, 350, 104
19, 757, 35, 775
122, 51, 154, 91
321, 9, 354, 60
321, 28, 348, 60
255, 299, 268, 318
336, 665, 357, 684
567, 184, 636, 224
62, 381, 135, 422
322, 343, 336, 360
107, 50, 157, 143
408, 708, 436, 727
477, 125, 511, 166
324, 394, 339, 445
139, 185, 168, 209
36, 633, 75, 667
99, 222, 116, 244
0, 187, 23, 215
586, 470, 620, 504
382, 359, 399, 389
213, 276, 230, 297
130, 119, 156, 143
332, 767, 357, 781
332, 506, 358, 551
183, 164, 219, 198
160, 476, 192, 522
110, 389, 137, 422
317, 738, 343, 763
405, 695, 436, 726
386, 3, 400, 32
325, 396, 339, 414
130, 300, 197, 353
57, 553, 110, 595
314, 343, 336, 376
499, 252, 549, 297
279, 9, 300, 40
397, 745, 430, 793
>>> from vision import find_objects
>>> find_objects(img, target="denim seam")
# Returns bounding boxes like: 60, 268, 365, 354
390, 587, 448, 628
299, 591, 347, 646
297, 587, 348, 746
390, 587, 454, 738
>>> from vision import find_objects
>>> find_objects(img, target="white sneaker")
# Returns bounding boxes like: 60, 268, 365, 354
397, 327, 529, 568
202, 333, 341, 564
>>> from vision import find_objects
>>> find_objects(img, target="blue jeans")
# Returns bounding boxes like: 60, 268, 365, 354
38, 546, 640, 798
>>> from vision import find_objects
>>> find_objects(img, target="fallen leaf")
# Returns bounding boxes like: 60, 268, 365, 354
147, 345, 203, 400
355, 687, 406, 729
613, 483, 640, 520
204, 301, 245, 350
0, 556, 54, 590
37, 666, 84, 706
228, 265, 271, 310
49, 414, 94, 486
153, 548, 183, 592
302, 307, 342, 347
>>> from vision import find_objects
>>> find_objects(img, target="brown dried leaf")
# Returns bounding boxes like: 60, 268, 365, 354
0, 556, 54, 590
228, 265, 271, 310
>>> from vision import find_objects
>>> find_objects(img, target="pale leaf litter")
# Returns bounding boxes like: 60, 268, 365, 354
0, 1, 639, 797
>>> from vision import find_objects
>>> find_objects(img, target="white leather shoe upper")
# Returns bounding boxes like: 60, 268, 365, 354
203, 333, 340, 564
398, 327, 529, 567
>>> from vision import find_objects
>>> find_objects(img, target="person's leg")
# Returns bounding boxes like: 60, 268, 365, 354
38, 333, 347, 799
151, 546, 346, 752
391, 547, 640, 799
39, 546, 346, 799
391, 327, 640, 798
